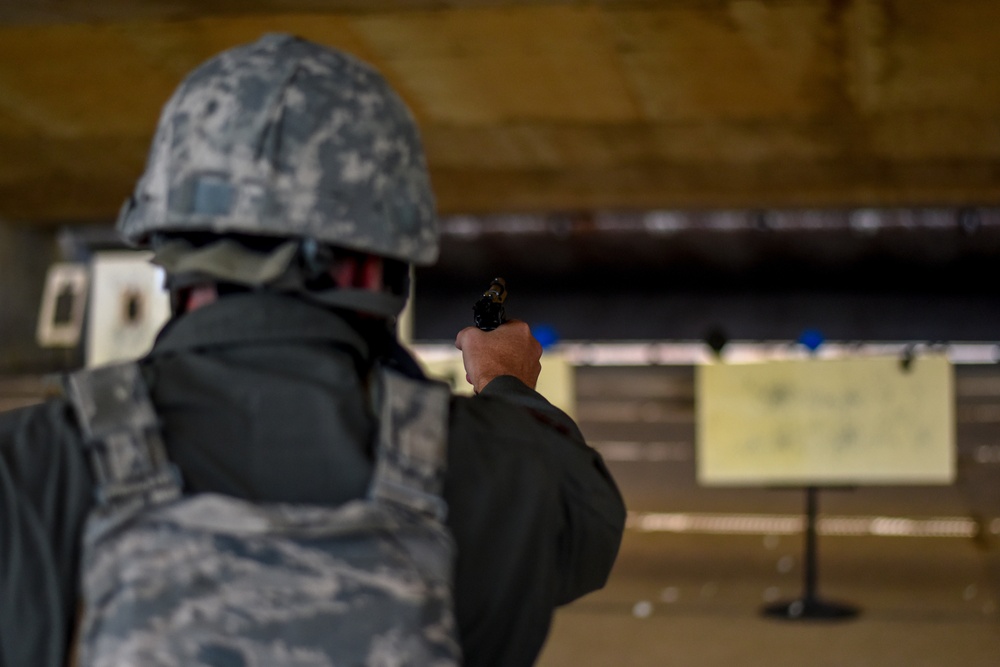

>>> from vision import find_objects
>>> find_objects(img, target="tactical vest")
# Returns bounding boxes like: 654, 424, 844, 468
65, 361, 461, 667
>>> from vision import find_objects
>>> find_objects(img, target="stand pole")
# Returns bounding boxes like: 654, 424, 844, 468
762, 486, 859, 621
804, 485, 819, 602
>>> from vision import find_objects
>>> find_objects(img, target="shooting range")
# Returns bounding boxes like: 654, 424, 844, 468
1, 2, 999, 665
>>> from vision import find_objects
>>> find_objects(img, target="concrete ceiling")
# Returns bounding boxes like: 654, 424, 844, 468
2, 0, 1000, 226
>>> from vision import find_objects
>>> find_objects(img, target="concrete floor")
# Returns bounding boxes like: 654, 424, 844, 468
539, 518, 999, 666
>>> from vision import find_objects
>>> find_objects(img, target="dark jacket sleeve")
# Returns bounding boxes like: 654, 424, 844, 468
478, 374, 626, 602
0, 400, 93, 667
443, 375, 625, 665
478, 375, 586, 441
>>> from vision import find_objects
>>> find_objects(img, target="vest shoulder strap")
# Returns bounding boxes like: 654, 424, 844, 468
369, 368, 451, 520
64, 361, 181, 509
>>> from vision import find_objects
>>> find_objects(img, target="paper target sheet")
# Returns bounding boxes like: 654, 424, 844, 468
86, 251, 171, 367
696, 355, 955, 486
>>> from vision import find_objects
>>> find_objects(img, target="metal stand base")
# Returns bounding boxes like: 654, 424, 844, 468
761, 486, 861, 622
763, 596, 860, 621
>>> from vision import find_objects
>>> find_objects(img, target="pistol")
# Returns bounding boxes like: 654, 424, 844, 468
473, 277, 508, 331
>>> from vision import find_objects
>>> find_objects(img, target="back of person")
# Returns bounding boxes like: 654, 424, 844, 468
0, 32, 626, 667
125, 290, 622, 665
67, 359, 459, 666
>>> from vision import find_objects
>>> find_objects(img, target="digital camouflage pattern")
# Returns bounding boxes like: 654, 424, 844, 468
117, 33, 439, 266
68, 363, 460, 667
64, 363, 181, 510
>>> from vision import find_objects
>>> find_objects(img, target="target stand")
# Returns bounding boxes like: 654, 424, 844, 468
761, 486, 859, 621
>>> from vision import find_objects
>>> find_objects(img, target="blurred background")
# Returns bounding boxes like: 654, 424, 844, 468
1, 1, 999, 664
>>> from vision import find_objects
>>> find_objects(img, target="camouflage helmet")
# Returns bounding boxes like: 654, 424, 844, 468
117, 33, 439, 265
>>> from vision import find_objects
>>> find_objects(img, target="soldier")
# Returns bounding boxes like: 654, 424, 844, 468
0, 34, 625, 667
